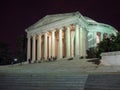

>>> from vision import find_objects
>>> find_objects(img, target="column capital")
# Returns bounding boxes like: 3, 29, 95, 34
37, 33, 42, 36
44, 32, 47, 34
75, 24, 79, 28
43, 32, 48, 38
51, 30, 56, 33
27, 35, 31, 39
27, 34, 32, 38
36, 34, 42, 40
59, 27, 63, 31
74, 23, 79, 26
66, 26, 71, 29
31, 34, 36, 38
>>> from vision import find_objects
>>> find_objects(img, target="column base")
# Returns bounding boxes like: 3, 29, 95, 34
31, 60, 35, 63
74, 55, 80, 60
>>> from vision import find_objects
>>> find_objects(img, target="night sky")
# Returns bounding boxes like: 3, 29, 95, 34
0, 0, 120, 52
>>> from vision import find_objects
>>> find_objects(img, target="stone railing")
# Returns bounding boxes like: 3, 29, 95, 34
101, 51, 120, 65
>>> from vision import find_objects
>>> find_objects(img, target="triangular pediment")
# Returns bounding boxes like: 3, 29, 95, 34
28, 12, 81, 29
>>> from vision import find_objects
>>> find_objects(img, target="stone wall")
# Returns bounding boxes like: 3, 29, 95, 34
101, 51, 120, 65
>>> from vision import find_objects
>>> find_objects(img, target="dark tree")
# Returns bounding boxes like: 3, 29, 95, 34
15, 34, 27, 64
97, 32, 120, 57
87, 32, 120, 59
0, 42, 12, 65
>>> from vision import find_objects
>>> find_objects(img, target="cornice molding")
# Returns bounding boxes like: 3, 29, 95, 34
27, 16, 79, 35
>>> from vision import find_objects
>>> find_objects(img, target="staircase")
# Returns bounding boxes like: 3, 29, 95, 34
84, 74, 120, 90
0, 75, 88, 90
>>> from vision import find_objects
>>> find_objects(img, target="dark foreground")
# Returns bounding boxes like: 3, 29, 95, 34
1, 59, 120, 90
0, 74, 120, 90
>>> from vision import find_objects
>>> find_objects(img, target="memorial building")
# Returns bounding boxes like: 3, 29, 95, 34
25, 11, 117, 62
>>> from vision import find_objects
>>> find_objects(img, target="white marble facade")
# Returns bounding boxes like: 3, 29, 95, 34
25, 11, 117, 62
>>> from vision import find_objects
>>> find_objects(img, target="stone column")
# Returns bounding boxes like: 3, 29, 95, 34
83, 29, 87, 57
94, 32, 97, 47
101, 32, 103, 41
49, 35, 51, 58
71, 31, 75, 57
44, 33, 47, 60
32, 35, 36, 62
75, 24, 80, 57
85, 31, 88, 50
51, 30, 55, 57
66, 27, 70, 57
27, 36, 31, 61
37, 34, 41, 61
58, 28, 63, 58
79, 27, 83, 57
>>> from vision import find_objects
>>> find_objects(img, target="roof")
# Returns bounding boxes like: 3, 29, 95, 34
27, 11, 81, 30
26, 11, 118, 33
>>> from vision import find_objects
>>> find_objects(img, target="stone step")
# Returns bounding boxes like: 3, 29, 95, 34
84, 87, 120, 90
0, 75, 87, 79
0, 75, 88, 90
84, 74, 120, 90
0, 77, 87, 81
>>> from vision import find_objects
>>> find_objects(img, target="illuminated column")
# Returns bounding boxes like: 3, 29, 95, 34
49, 35, 51, 58
58, 28, 63, 58
101, 32, 103, 41
85, 31, 88, 52
66, 27, 70, 57
96, 33, 100, 44
75, 24, 80, 57
32, 35, 36, 62
51, 30, 55, 57
71, 31, 75, 57
37, 34, 41, 61
79, 27, 83, 57
94, 32, 97, 47
44, 33, 47, 60
27, 36, 31, 61
83, 30, 87, 57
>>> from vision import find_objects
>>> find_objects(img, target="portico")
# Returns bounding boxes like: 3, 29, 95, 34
27, 24, 86, 62
26, 12, 117, 63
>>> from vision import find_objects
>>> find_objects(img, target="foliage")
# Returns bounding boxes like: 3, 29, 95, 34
86, 47, 98, 58
15, 35, 27, 63
0, 42, 12, 65
97, 32, 120, 57
86, 32, 120, 59
86, 47, 101, 65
